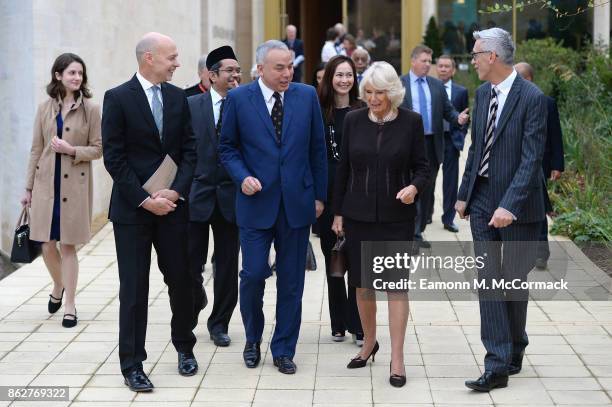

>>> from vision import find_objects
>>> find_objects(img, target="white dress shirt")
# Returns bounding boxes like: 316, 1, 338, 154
209, 87, 224, 126
321, 41, 338, 63
258, 78, 284, 115
136, 71, 163, 110
490, 69, 517, 127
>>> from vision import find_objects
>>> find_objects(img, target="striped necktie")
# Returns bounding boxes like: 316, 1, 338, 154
151, 85, 163, 137
478, 87, 498, 177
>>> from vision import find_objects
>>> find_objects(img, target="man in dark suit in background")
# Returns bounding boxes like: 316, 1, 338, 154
456, 28, 547, 392
219, 40, 327, 375
188, 46, 241, 347
436, 54, 469, 233
400, 45, 469, 247
185, 54, 210, 96
283, 25, 304, 83
102, 32, 198, 392
514, 61, 565, 270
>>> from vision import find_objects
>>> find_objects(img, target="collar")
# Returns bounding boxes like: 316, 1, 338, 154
258, 78, 283, 103
52, 92, 84, 115
136, 71, 160, 92
210, 87, 224, 105
409, 70, 427, 84
444, 79, 453, 88
493, 69, 517, 97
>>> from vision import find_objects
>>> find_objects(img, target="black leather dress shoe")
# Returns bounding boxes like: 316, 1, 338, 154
465, 372, 508, 392
443, 223, 459, 233
535, 258, 548, 270
178, 351, 198, 376
210, 332, 231, 347
273, 356, 297, 374
243, 342, 261, 368
419, 239, 432, 248
508, 351, 525, 375
124, 368, 154, 392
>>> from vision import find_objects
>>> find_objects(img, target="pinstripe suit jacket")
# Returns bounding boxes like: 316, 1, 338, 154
457, 75, 547, 223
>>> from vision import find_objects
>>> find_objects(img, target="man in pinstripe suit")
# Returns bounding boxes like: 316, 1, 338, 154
456, 28, 547, 392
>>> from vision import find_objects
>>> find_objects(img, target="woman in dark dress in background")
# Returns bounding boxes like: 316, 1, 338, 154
316, 55, 364, 345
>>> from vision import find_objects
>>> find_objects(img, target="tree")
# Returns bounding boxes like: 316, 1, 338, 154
423, 16, 443, 58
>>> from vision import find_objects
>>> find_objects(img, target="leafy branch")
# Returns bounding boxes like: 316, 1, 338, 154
479, 0, 610, 18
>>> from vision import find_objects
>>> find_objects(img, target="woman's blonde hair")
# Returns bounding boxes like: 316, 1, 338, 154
359, 61, 405, 109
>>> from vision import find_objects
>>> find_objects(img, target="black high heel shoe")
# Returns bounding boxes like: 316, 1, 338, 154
62, 308, 77, 328
389, 362, 407, 387
48, 289, 64, 314
347, 341, 379, 369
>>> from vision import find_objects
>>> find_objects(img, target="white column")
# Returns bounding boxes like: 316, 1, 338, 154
593, 0, 610, 50
422, 0, 437, 31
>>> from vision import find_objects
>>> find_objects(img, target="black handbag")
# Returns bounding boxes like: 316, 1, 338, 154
306, 241, 317, 271
10, 207, 41, 263
329, 235, 347, 278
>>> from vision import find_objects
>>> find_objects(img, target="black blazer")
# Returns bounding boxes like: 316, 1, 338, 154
102, 75, 197, 224
333, 107, 430, 222
542, 96, 564, 177
187, 92, 236, 223
447, 82, 469, 151
283, 38, 304, 82
400, 74, 460, 164
458, 75, 547, 223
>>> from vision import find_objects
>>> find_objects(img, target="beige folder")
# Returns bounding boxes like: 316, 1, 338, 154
143, 155, 178, 194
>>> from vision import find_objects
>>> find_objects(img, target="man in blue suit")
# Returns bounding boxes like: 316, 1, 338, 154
219, 40, 327, 375
436, 55, 469, 233
515, 62, 565, 270
456, 28, 547, 392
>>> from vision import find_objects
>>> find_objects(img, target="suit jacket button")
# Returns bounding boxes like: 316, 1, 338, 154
62, 198, 67, 202
64, 174, 68, 178
65, 127, 70, 132
81, 172, 85, 176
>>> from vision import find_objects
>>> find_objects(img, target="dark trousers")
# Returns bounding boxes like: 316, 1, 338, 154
317, 203, 362, 336
113, 220, 196, 374
188, 205, 239, 335
415, 135, 439, 238
469, 177, 539, 375
537, 184, 552, 260
442, 132, 460, 226
239, 203, 310, 359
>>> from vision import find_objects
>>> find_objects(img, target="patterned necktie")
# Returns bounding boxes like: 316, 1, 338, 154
216, 98, 225, 140
151, 85, 163, 137
417, 78, 431, 134
271, 92, 283, 143
478, 87, 499, 177
443, 83, 451, 132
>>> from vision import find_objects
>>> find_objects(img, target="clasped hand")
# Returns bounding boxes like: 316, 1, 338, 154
50, 136, 76, 156
396, 185, 417, 204
143, 189, 179, 216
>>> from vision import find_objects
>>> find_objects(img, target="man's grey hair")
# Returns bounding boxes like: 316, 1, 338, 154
255, 40, 289, 64
197, 54, 208, 73
135, 36, 158, 63
473, 28, 515, 65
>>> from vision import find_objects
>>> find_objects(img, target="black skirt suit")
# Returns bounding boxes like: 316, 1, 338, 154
332, 107, 430, 288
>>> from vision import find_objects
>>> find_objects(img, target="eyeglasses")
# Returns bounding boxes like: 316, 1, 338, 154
216, 68, 242, 75
470, 51, 492, 60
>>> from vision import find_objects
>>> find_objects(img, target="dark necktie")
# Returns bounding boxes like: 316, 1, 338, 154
216, 98, 225, 139
478, 87, 499, 177
271, 92, 283, 143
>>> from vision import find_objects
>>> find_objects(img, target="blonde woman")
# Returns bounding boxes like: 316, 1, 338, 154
332, 61, 430, 387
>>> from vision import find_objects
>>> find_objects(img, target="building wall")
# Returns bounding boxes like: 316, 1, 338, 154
0, 0, 203, 255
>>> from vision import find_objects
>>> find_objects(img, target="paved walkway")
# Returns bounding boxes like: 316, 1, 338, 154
1, 151, 612, 406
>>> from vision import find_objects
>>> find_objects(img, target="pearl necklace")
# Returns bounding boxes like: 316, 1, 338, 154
368, 108, 397, 124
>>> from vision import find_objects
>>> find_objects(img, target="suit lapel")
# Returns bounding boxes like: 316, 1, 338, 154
129, 75, 159, 140
160, 82, 170, 141
401, 75, 413, 110
475, 84, 491, 157
248, 81, 277, 142
202, 92, 217, 146
281, 85, 295, 137
492, 76, 522, 145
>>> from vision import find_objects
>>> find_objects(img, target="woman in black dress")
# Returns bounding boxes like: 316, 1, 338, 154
332, 61, 430, 387
316, 55, 364, 345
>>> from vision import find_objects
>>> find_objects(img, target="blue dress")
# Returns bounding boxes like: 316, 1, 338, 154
49, 113, 62, 241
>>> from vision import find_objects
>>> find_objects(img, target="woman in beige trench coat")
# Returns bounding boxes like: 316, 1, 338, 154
21, 53, 102, 328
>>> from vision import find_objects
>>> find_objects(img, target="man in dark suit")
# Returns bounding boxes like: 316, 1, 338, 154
515, 62, 565, 269
188, 46, 241, 347
219, 40, 327, 375
185, 54, 210, 96
283, 25, 304, 83
456, 28, 547, 392
102, 32, 198, 392
436, 55, 469, 233
400, 45, 469, 247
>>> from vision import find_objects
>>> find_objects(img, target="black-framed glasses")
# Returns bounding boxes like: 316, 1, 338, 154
470, 51, 492, 60
216, 68, 242, 75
